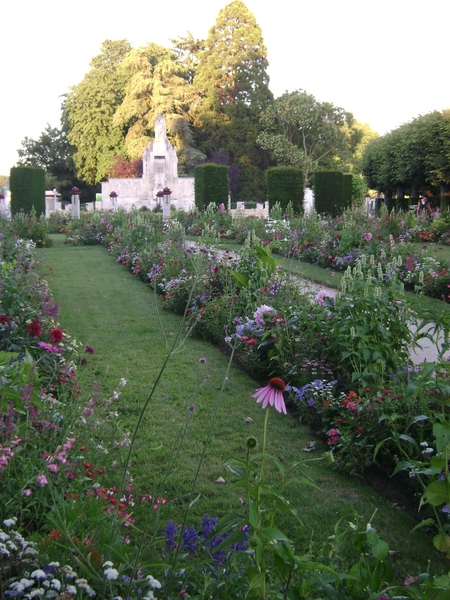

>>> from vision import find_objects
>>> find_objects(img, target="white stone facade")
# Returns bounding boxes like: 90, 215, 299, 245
101, 114, 195, 212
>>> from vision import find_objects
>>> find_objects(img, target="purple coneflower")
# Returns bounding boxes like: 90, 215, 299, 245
252, 377, 287, 414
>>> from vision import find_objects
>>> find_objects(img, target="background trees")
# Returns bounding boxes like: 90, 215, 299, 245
16, 106, 96, 202
257, 90, 362, 186
361, 111, 450, 200
25, 0, 449, 206
65, 39, 132, 185
193, 0, 273, 200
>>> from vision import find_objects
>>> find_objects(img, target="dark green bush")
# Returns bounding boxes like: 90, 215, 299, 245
10, 166, 45, 215
342, 174, 352, 209
314, 171, 344, 216
266, 166, 303, 214
194, 164, 229, 210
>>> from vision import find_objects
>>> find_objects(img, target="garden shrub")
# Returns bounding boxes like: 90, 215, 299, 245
10, 165, 45, 215
266, 166, 304, 214
342, 173, 353, 209
194, 164, 229, 210
314, 171, 344, 216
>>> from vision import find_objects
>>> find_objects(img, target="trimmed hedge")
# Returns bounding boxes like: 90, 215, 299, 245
314, 171, 344, 216
342, 173, 353, 209
10, 166, 45, 215
266, 166, 304, 213
194, 164, 229, 210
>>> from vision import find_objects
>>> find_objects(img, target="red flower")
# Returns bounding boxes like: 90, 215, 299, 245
49, 328, 63, 343
28, 321, 41, 337
0, 315, 11, 326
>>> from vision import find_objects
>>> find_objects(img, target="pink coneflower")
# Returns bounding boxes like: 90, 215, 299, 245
252, 377, 287, 414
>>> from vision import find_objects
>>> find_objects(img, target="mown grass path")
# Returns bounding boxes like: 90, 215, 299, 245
37, 235, 447, 578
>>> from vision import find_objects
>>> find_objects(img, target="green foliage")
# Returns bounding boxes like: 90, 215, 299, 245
257, 90, 357, 185
16, 110, 96, 203
66, 40, 132, 185
193, 0, 272, 201
194, 163, 229, 209
114, 43, 199, 159
342, 173, 353, 209
361, 110, 450, 196
351, 172, 366, 205
314, 171, 344, 216
266, 166, 304, 213
10, 166, 45, 215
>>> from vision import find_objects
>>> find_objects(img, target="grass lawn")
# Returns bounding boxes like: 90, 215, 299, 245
37, 234, 448, 579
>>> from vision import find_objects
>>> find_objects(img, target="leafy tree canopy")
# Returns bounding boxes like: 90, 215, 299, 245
113, 43, 200, 159
361, 110, 450, 195
65, 39, 132, 185
257, 89, 358, 185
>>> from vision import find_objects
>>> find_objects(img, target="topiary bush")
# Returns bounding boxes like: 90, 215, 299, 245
10, 166, 45, 215
266, 166, 304, 214
314, 171, 344, 216
194, 164, 229, 210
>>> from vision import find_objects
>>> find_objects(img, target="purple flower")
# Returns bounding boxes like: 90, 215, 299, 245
201, 514, 218, 538
315, 290, 333, 306
42, 299, 60, 317
85, 345, 95, 355
182, 525, 199, 553
165, 520, 178, 548
38, 341, 63, 354
253, 305, 274, 327
199, 357, 207, 364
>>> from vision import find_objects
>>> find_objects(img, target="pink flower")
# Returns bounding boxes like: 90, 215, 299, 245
315, 290, 333, 306
47, 464, 59, 474
36, 474, 48, 486
22, 489, 32, 497
363, 232, 372, 242
253, 305, 274, 327
252, 377, 287, 414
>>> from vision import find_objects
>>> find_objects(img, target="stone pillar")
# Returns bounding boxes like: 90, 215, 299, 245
162, 187, 172, 220
71, 187, 80, 219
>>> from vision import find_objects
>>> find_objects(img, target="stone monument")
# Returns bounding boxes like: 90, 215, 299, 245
101, 114, 194, 212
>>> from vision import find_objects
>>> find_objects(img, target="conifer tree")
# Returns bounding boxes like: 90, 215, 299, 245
193, 0, 272, 200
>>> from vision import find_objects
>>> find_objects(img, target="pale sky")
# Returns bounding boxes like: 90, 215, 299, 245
1, 0, 449, 176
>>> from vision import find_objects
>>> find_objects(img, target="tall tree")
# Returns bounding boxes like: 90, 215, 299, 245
257, 90, 357, 186
193, 0, 273, 200
113, 43, 200, 160
65, 39, 132, 185
171, 32, 205, 85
